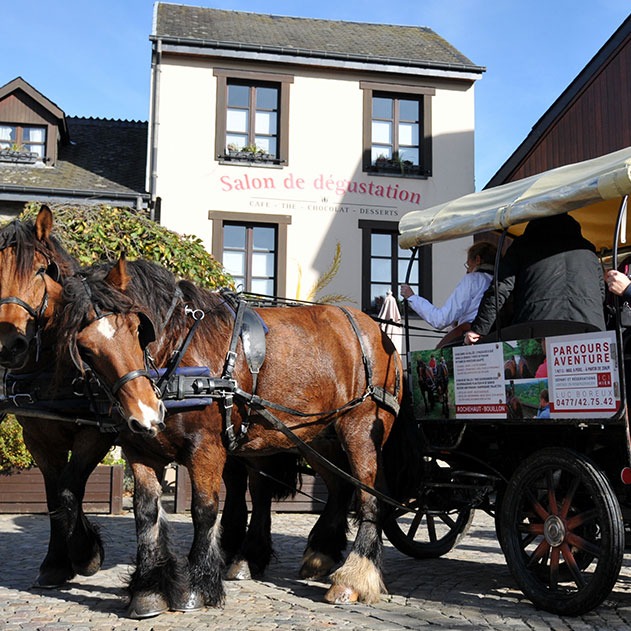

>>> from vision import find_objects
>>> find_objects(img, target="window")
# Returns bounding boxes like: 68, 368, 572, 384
0, 124, 46, 159
215, 69, 293, 166
209, 211, 291, 297
226, 82, 278, 157
361, 82, 434, 177
223, 223, 277, 295
360, 220, 432, 315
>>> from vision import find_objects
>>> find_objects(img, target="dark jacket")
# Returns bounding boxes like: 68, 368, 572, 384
471, 214, 606, 336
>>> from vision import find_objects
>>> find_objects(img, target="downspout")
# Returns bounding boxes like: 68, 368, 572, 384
148, 38, 162, 222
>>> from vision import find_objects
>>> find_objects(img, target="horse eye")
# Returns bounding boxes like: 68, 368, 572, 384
36, 266, 46, 276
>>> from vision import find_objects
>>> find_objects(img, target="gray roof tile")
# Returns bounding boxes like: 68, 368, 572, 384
0, 117, 148, 199
154, 4, 483, 72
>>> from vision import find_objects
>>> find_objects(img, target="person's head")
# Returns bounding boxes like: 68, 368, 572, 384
465, 241, 497, 273
540, 389, 549, 405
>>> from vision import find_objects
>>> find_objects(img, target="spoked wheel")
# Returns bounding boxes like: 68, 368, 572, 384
383, 456, 483, 558
383, 499, 473, 559
500, 448, 624, 616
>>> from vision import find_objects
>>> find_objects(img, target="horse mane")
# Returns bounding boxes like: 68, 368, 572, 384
177, 279, 234, 327
0, 219, 78, 281
53, 257, 234, 370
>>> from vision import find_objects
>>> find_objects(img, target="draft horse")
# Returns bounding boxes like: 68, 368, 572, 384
57, 255, 403, 617
0, 207, 120, 588
0, 208, 301, 593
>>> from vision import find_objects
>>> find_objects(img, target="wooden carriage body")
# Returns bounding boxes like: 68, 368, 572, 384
389, 147, 631, 616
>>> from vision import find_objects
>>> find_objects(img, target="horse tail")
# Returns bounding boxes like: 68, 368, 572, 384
382, 384, 424, 503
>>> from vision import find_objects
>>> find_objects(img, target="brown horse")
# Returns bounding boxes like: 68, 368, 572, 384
416, 357, 436, 413
504, 354, 531, 379
56, 255, 403, 616
0, 207, 120, 588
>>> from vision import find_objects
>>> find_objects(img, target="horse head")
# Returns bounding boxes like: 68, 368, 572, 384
57, 255, 166, 436
0, 206, 71, 369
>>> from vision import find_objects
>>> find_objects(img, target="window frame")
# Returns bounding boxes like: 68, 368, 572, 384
209, 211, 291, 297
359, 220, 432, 315
360, 82, 434, 178
214, 69, 293, 166
0, 123, 46, 162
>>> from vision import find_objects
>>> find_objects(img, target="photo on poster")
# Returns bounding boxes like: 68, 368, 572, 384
409, 348, 454, 420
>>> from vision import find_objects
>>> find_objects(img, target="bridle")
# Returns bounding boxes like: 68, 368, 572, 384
0, 261, 57, 361
71, 275, 159, 417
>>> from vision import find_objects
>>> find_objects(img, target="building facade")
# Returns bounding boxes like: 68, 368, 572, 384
149, 4, 484, 328
0, 77, 148, 220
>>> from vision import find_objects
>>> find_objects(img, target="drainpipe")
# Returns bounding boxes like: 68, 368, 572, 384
148, 38, 162, 222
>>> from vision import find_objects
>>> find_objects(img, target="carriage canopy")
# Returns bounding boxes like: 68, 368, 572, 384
398, 146, 631, 253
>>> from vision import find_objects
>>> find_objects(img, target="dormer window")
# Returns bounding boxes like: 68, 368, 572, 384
0, 124, 46, 160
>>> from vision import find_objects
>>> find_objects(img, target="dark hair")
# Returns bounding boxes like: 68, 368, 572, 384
467, 241, 497, 266
540, 388, 549, 403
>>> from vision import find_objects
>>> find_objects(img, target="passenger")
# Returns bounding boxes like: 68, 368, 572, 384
400, 241, 497, 347
605, 267, 631, 300
535, 389, 551, 419
464, 214, 606, 345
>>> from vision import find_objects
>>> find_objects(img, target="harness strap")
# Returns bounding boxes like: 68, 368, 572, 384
338, 306, 373, 388
111, 368, 153, 395
248, 399, 412, 513
156, 307, 205, 392
221, 299, 247, 451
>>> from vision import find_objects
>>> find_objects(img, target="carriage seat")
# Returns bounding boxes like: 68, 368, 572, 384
480, 319, 600, 343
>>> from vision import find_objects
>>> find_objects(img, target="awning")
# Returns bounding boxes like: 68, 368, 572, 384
398, 146, 631, 253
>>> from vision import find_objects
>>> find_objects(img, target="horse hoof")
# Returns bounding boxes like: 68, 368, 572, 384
127, 592, 169, 619
170, 590, 204, 612
300, 550, 336, 579
73, 554, 103, 577
226, 559, 252, 580
324, 584, 359, 604
32, 569, 74, 589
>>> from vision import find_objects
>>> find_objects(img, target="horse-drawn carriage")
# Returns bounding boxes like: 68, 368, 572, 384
1, 147, 631, 619
386, 146, 631, 616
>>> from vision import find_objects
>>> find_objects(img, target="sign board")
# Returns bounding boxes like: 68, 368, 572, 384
410, 330, 621, 421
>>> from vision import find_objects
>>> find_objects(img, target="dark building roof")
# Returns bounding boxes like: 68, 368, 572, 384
0, 117, 148, 205
153, 3, 484, 74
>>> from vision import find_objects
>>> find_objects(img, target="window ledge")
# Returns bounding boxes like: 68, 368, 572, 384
0, 149, 40, 165
218, 154, 285, 168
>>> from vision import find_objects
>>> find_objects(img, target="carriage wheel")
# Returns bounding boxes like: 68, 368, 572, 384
383, 500, 473, 559
500, 448, 624, 616
383, 456, 474, 558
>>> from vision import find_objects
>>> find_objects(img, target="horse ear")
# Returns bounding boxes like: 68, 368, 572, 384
35, 205, 54, 241
106, 253, 130, 292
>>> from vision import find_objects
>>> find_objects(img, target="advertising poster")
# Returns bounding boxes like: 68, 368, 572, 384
547, 331, 620, 418
410, 330, 620, 422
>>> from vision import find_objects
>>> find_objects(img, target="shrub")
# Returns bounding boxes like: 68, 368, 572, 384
0, 416, 35, 471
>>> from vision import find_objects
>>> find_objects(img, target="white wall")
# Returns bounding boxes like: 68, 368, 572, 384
153, 56, 477, 332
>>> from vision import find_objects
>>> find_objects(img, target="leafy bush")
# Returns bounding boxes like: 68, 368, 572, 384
20, 202, 234, 289
0, 416, 35, 471
0, 202, 234, 471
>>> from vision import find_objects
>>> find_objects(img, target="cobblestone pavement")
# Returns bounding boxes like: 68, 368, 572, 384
2, 508, 631, 630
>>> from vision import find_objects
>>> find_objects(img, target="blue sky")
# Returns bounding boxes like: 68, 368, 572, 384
3, 1, 629, 188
